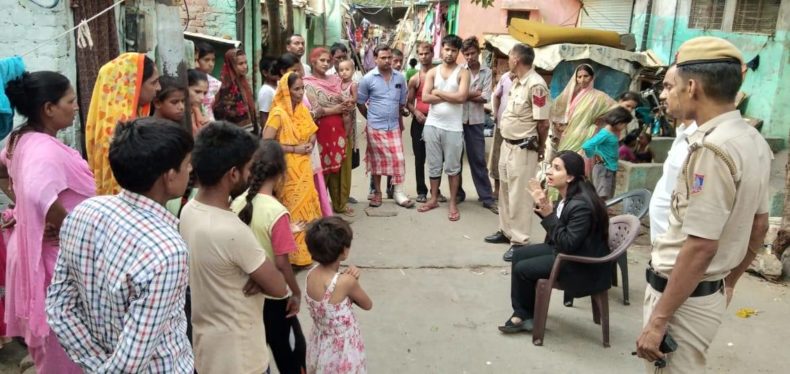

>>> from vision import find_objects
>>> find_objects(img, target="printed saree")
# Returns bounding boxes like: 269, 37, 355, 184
551, 64, 615, 152
85, 52, 150, 195
267, 73, 322, 266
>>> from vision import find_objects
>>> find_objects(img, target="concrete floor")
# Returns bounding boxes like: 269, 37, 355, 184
1, 118, 787, 373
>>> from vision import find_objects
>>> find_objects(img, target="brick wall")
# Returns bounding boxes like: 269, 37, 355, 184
0, 0, 78, 147
181, 0, 237, 39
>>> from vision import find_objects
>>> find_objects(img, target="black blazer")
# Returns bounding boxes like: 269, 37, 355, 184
539, 195, 612, 297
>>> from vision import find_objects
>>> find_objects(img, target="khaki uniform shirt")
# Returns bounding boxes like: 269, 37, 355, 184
651, 111, 772, 281
500, 69, 549, 140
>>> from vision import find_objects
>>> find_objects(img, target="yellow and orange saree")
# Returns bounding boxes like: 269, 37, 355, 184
85, 53, 151, 195
266, 73, 322, 266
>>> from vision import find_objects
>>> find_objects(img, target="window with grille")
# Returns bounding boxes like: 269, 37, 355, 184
688, 0, 726, 29
732, 0, 781, 34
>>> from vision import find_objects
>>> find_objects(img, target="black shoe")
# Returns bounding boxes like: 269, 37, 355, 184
484, 231, 509, 244
563, 294, 574, 307
483, 202, 499, 215
503, 247, 514, 262
386, 185, 395, 200
456, 192, 466, 203
498, 318, 533, 334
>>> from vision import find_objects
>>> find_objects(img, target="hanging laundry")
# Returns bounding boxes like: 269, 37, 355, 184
0, 56, 26, 140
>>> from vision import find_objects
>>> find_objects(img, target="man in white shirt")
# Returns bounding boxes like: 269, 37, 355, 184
286, 34, 311, 76
649, 117, 697, 242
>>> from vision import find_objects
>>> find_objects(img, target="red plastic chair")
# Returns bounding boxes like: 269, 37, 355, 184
531, 214, 641, 347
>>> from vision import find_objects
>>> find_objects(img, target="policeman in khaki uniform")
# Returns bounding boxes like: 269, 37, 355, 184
636, 37, 772, 373
483, 43, 550, 262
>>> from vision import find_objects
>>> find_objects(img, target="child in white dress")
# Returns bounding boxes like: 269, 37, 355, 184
304, 217, 372, 374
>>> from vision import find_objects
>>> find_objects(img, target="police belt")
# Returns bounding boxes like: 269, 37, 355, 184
646, 267, 723, 297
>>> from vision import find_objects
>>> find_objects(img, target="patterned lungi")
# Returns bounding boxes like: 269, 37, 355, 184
365, 127, 405, 185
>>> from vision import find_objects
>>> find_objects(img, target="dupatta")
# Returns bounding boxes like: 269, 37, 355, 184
213, 49, 257, 129
267, 73, 318, 145
551, 64, 615, 152
3, 132, 94, 346
85, 53, 150, 195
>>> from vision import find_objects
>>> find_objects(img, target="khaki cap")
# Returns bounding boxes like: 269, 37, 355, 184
676, 36, 743, 66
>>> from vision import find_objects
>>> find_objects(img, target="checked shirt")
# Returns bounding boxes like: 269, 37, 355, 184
46, 190, 193, 373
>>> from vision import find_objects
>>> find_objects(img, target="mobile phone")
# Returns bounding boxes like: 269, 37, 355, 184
655, 333, 678, 369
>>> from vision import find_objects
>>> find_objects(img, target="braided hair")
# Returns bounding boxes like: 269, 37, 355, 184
237, 139, 286, 225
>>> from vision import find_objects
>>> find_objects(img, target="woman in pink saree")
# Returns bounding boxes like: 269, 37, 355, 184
0, 71, 95, 373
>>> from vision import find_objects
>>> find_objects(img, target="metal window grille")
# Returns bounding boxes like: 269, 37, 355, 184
732, 0, 781, 34
688, 0, 726, 29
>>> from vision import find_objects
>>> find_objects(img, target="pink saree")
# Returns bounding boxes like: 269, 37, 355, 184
2, 132, 95, 372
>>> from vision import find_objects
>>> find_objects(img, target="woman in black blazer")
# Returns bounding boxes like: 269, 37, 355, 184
499, 151, 612, 333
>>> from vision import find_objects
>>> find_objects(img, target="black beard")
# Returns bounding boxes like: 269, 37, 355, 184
230, 180, 247, 199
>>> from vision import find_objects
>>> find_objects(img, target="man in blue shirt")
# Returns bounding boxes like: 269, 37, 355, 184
357, 45, 413, 208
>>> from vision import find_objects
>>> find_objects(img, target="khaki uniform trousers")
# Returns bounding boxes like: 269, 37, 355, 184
643, 284, 726, 373
497, 141, 538, 245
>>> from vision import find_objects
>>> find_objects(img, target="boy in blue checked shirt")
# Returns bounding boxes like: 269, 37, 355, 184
581, 107, 633, 199
46, 118, 195, 372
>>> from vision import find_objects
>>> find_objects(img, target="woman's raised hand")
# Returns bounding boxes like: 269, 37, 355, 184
528, 178, 553, 217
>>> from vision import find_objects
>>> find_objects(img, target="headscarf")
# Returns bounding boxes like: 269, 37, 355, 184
550, 64, 595, 124
303, 48, 343, 97
85, 52, 151, 195
213, 48, 256, 127
266, 72, 318, 145
550, 63, 615, 152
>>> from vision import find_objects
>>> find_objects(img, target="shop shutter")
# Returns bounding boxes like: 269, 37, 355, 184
579, 0, 635, 34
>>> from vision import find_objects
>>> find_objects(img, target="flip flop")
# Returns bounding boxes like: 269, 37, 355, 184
448, 209, 460, 222
417, 203, 439, 213
369, 193, 382, 208
335, 206, 356, 217
398, 199, 415, 208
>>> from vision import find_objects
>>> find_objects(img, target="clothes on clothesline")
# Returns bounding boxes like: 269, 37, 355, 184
0, 56, 26, 141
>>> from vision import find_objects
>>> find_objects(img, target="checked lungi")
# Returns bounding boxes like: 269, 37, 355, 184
365, 127, 405, 185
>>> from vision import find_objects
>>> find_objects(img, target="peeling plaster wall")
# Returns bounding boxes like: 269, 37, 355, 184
633, 0, 790, 139
181, 0, 237, 39
0, 0, 78, 147
458, 0, 582, 42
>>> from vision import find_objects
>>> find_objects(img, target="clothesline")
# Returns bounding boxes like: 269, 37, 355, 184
20, 0, 126, 58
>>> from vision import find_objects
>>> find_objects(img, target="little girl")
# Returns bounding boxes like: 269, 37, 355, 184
232, 140, 307, 374
305, 217, 371, 373
153, 77, 186, 123
187, 69, 210, 136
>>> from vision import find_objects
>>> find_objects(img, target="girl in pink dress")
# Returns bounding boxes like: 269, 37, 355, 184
304, 217, 371, 373
1, 71, 95, 373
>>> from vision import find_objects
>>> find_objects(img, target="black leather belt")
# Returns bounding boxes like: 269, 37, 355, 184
646, 268, 723, 297
504, 137, 528, 145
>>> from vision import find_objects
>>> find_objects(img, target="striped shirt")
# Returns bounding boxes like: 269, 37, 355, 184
46, 190, 193, 373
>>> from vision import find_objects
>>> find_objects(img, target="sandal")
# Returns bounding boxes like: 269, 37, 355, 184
448, 209, 460, 222
417, 202, 439, 213
369, 193, 382, 208
336, 206, 356, 217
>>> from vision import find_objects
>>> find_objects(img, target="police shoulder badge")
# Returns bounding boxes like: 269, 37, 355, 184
532, 86, 547, 108
691, 174, 704, 193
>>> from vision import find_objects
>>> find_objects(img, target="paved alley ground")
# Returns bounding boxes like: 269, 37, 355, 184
0, 119, 787, 373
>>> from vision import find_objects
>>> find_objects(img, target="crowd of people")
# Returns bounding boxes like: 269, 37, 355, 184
0, 32, 772, 374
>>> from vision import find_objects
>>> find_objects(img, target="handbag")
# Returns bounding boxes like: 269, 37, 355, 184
351, 148, 361, 169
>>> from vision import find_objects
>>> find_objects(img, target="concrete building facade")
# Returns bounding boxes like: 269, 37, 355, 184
631, 0, 790, 139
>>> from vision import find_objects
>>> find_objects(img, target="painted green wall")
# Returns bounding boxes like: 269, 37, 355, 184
632, 10, 789, 138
